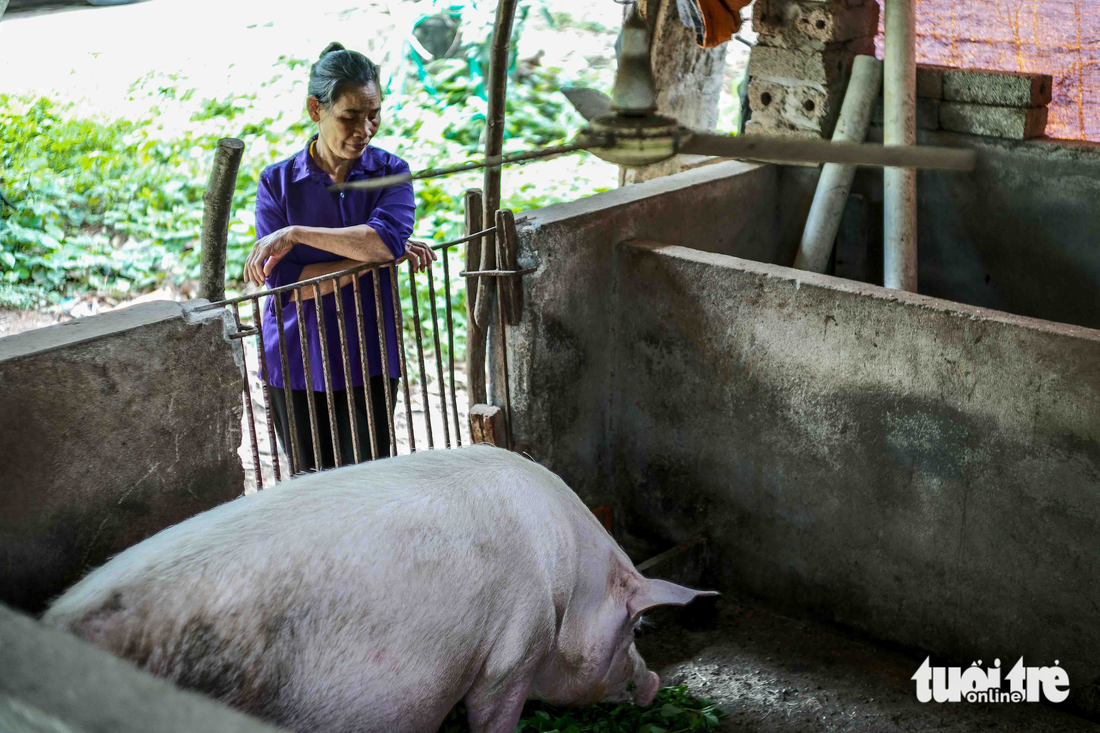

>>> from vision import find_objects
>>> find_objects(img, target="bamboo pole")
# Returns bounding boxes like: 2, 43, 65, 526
199, 138, 245, 302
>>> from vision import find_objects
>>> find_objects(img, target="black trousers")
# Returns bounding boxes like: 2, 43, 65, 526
269, 376, 400, 473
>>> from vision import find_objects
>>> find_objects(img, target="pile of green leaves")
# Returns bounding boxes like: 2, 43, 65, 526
439, 687, 724, 733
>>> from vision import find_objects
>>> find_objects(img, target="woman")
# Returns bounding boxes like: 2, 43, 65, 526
245, 42, 435, 472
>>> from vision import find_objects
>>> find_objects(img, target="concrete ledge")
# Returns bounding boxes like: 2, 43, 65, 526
0, 603, 284, 733
0, 301, 245, 613
940, 101, 1048, 139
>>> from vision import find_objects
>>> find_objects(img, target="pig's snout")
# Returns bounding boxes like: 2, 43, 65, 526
633, 670, 660, 707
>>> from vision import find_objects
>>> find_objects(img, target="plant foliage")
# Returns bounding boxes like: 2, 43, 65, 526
439, 686, 725, 733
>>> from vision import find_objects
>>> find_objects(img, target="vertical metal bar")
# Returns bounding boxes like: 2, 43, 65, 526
390, 265, 416, 452
333, 279, 362, 465
407, 261, 434, 449
442, 246, 462, 446
235, 302, 263, 489
372, 268, 399, 455
295, 288, 323, 470
313, 282, 341, 468
353, 275, 380, 460
275, 294, 301, 475
426, 259, 451, 448
252, 298, 282, 483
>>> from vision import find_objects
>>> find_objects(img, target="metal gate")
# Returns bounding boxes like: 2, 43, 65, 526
194, 195, 528, 492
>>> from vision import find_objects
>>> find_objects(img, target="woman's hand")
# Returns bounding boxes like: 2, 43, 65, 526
245, 226, 299, 286
400, 241, 437, 273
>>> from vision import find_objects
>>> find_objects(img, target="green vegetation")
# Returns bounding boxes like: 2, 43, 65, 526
0, 38, 613, 366
440, 686, 725, 733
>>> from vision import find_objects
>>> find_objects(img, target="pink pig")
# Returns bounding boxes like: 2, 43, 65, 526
43, 445, 715, 733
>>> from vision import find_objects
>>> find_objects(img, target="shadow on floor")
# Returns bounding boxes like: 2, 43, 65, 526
635, 593, 1098, 732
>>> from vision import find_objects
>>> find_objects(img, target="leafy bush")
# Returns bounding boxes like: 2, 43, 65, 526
0, 47, 613, 366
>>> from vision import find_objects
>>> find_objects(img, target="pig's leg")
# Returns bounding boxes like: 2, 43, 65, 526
464, 675, 534, 733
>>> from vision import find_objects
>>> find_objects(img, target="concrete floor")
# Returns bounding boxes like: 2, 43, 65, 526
636, 594, 1098, 732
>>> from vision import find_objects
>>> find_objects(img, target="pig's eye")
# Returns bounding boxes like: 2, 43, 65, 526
627, 681, 637, 692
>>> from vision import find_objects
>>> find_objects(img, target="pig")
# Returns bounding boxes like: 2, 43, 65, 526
42, 445, 716, 733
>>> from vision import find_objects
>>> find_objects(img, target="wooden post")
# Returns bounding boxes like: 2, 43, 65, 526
199, 138, 245, 302
477, 0, 518, 326
494, 209, 522, 325
469, 404, 505, 447
464, 189, 487, 406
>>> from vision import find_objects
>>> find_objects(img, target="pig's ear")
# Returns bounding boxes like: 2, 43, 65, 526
627, 578, 719, 620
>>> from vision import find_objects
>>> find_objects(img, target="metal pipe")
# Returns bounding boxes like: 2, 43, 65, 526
426, 265, 451, 448
390, 266, 416, 453
199, 138, 244, 302
352, 276, 380, 460
252, 298, 281, 483
294, 289, 323, 469
441, 245, 462, 446
884, 0, 918, 291
493, 210, 514, 451
794, 55, 883, 273
407, 261, 434, 449
275, 295, 301, 475
372, 269, 399, 455
235, 303, 263, 489
313, 283, 342, 468
333, 283, 362, 465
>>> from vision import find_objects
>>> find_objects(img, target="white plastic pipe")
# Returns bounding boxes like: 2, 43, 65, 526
794, 55, 883, 274
883, 0, 918, 291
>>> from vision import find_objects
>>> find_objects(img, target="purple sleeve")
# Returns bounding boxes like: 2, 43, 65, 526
366, 159, 416, 259
256, 171, 305, 303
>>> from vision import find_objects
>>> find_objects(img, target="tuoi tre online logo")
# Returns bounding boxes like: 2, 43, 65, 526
912, 657, 1070, 703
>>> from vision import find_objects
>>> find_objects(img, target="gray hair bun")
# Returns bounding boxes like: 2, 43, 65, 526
320, 41, 346, 59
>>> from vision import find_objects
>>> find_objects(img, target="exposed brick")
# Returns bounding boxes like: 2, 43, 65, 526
745, 115, 832, 140
748, 77, 844, 137
753, 0, 878, 51
872, 96, 941, 130
942, 68, 1053, 108
916, 64, 950, 99
939, 101, 1048, 139
749, 39, 875, 88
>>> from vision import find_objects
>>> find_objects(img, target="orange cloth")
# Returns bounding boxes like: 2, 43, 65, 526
696, 0, 752, 48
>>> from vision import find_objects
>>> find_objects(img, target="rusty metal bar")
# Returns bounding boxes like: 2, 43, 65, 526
413, 227, 497, 252
235, 302, 263, 489
356, 274, 387, 457
441, 247, 462, 446
407, 261, 434, 449
294, 288, 323, 470
252, 298, 281, 483
228, 328, 260, 340
333, 282, 362, 465
313, 282, 341, 469
193, 228, 498, 313
460, 267, 537, 278
426, 263, 451, 448
493, 210, 515, 451
372, 268, 399, 456
275, 295, 301, 475
351, 275, 380, 461
390, 265, 416, 452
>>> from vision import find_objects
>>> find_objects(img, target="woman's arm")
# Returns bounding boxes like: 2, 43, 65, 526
245, 224, 392, 286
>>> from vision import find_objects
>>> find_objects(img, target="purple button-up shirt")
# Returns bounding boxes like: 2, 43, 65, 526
256, 136, 415, 391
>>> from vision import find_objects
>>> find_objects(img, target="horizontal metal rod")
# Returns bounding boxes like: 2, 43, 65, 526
196, 227, 498, 311
330, 142, 592, 192
459, 267, 537, 277
681, 132, 977, 170
228, 327, 260, 340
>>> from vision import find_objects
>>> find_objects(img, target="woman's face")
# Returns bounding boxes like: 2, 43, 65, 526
309, 82, 383, 160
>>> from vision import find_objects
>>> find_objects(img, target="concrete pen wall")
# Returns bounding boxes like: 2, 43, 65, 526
0, 301, 245, 614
